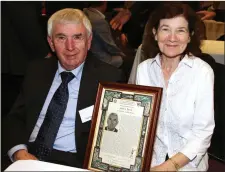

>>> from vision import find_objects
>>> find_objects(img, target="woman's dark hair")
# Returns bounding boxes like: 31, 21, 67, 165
142, 2, 205, 59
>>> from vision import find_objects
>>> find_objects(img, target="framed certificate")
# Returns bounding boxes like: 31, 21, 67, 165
83, 82, 162, 171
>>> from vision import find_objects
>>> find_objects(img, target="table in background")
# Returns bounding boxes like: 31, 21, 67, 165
201, 40, 224, 65
204, 20, 225, 40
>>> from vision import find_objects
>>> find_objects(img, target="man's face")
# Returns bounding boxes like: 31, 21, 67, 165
107, 114, 118, 131
48, 22, 92, 70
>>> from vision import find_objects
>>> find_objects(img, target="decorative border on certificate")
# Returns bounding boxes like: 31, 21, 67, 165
84, 82, 162, 171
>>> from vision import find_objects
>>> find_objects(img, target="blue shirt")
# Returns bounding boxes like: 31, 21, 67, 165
8, 61, 84, 160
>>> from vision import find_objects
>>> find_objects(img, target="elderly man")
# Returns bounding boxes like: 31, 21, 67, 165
3, 8, 126, 168
105, 113, 119, 132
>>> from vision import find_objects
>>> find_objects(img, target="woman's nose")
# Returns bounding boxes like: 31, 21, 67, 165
168, 32, 178, 42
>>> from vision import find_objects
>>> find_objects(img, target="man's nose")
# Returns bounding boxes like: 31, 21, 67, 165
65, 38, 75, 51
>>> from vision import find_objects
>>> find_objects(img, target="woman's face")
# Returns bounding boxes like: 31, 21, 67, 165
154, 16, 190, 59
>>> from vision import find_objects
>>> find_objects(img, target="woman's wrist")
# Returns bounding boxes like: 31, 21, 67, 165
169, 158, 180, 171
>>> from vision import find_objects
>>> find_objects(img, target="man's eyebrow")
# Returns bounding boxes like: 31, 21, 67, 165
73, 33, 83, 37
55, 33, 66, 37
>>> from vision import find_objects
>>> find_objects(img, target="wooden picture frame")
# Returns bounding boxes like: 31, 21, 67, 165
83, 82, 162, 171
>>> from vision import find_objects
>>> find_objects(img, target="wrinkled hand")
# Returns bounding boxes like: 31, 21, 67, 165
196, 11, 216, 20
120, 33, 128, 47
13, 149, 38, 161
110, 8, 131, 31
150, 161, 177, 171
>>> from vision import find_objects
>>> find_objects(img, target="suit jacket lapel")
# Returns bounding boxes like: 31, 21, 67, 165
27, 57, 58, 130
76, 54, 100, 135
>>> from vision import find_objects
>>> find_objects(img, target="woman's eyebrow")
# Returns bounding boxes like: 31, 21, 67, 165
159, 24, 169, 28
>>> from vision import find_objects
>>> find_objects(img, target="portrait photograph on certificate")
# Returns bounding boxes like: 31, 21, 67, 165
83, 82, 162, 171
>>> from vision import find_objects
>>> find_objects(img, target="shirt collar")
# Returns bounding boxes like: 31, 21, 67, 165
149, 53, 194, 68
57, 61, 85, 80
149, 54, 161, 66
180, 54, 194, 68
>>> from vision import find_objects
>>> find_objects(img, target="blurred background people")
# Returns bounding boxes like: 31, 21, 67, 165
83, 1, 125, 68
2, 1, 51, 118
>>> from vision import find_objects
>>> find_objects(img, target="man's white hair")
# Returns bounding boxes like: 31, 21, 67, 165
47, 8, 92, 37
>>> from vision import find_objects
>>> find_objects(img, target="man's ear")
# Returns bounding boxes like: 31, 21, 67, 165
47, 36, 55, 52
152, 28, 157, 41
87, 34, 93, 50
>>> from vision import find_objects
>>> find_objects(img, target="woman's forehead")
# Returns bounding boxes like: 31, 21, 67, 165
159, 16, 188, 28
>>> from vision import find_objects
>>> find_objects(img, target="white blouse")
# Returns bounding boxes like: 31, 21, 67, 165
136, 54, 215, 171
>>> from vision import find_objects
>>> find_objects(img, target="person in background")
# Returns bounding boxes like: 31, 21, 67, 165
110, 1, 160, 49
83, 1, 125, 68
196, 1, 225, 21
136, 3, 214, 171
2, 1, 51, 117
2, 3, 51, 169
3, 8, 126, 168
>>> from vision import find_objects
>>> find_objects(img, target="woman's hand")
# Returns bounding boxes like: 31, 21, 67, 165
150, 160, 177, 171
151, 152, 190, 171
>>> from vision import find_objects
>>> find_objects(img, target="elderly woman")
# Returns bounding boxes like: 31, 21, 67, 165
136, 3, 214, 171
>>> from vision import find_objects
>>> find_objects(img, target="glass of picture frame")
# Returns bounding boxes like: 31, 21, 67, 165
83, 82, 162, 171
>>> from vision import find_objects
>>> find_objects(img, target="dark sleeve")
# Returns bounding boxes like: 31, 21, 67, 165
129, 2, 160, 16
3, 77, 29, 153
4, 1, 50, 59
93, 19, 125, 56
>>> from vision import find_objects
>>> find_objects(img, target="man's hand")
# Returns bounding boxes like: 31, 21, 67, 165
120, 33, 128, 47
13, 149, 38, 161
196, 11, 216, 20
110, 8, 131, 31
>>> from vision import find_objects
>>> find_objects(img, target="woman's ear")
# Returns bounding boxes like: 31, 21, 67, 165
152, 28, 157, 41
188, 36, 191, 43
188, 31, 194, 43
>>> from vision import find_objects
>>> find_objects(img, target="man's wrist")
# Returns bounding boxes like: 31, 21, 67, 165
8, 144, 28, 162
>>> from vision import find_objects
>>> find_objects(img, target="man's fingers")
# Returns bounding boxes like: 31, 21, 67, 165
201, 16, 207, 20
110, 16, 120, 26
29, 155, 38, 160
196, 11, 205, 14
118, 24, 123, 31
113, 8, 124, 12
112, 22, 120, 30
14, 150, 38, 161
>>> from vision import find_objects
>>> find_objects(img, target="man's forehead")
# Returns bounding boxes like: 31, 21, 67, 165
109, 114, 118, 118
53, 22, 87, 34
